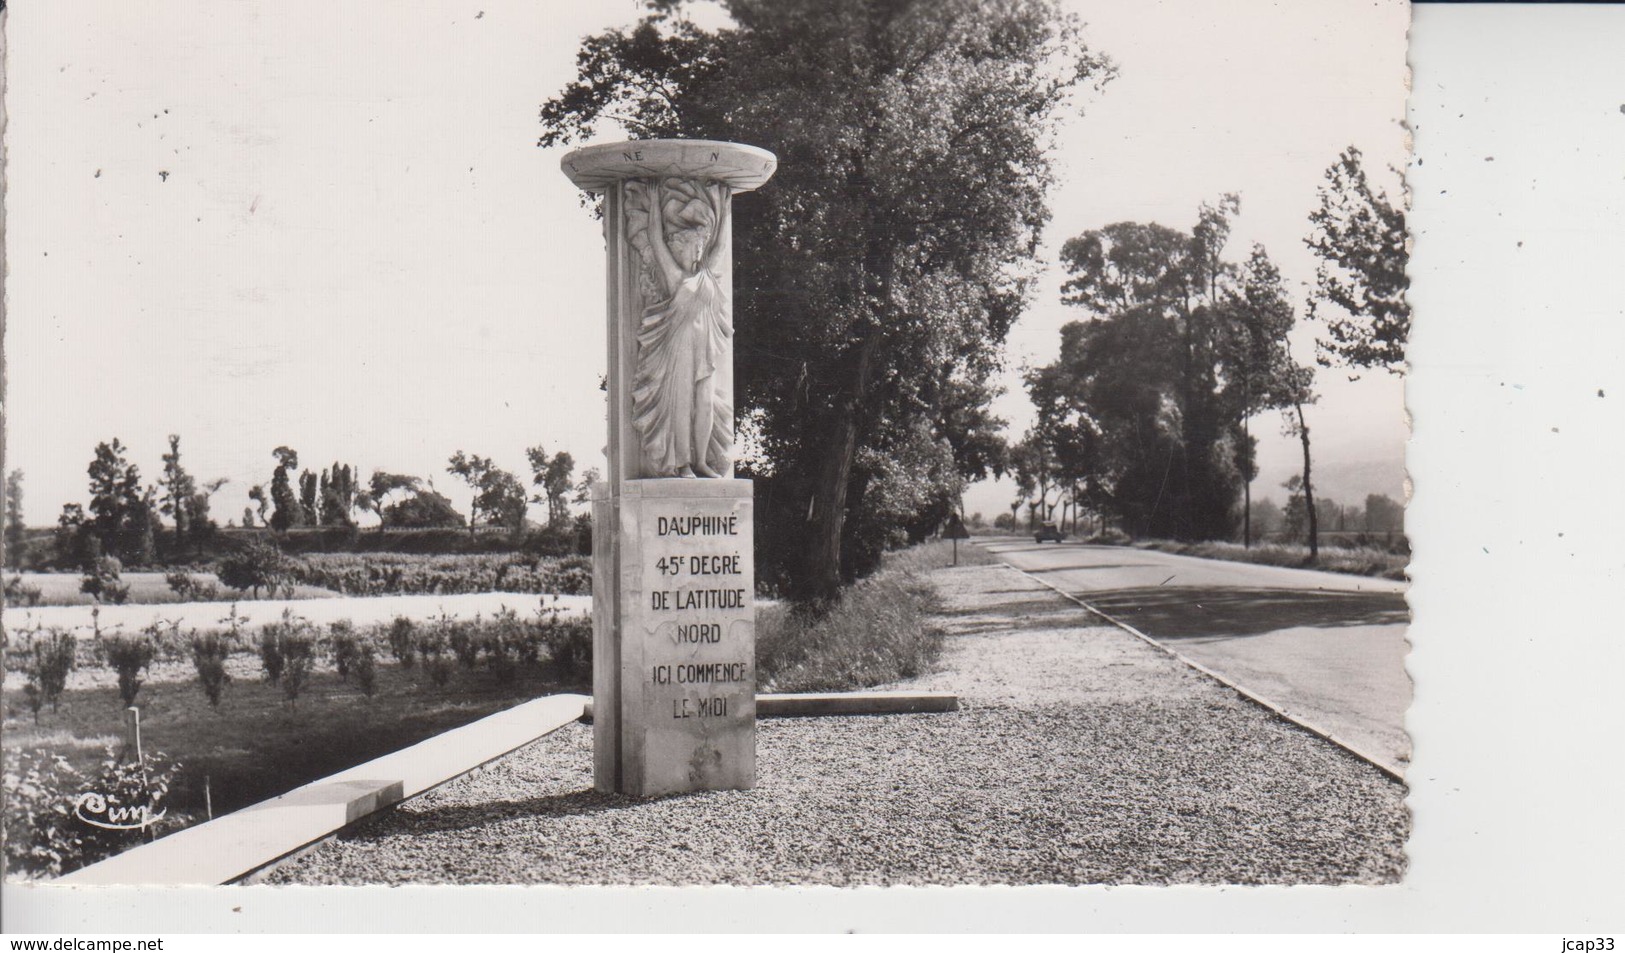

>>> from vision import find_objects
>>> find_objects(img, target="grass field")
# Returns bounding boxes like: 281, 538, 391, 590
1133, 539, 1409, 580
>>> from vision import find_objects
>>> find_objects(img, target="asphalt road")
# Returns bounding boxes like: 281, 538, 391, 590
983, 539, 1411, 774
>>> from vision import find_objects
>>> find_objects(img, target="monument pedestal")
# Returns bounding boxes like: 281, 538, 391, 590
591, 478, 755, 797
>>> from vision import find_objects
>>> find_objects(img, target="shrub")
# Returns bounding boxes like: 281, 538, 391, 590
281, 626, 316, 707
446, 614, 484, 670
2, 745, 183, 880
144, 619, 192, 664
80, 556, 129, 605
484, 610, 521, 684
166, 570, 195, 600
328, 619, 361, 682
26, 628, 78, 717
386, 617, 417, 668
258, 608, 315, 699
165, 571, 221, 603
4, 574, 43, 608
1089, 526, 1132, 546
417, 625, 454, 689
104, 632, 158, 707
258, 628, 286, 685
2, 749, 90, 878
353, 642, 378, 699
756, 570, 944, 693
218, 603, 249, 646
288, 552, 592, 598
535, 599, 592, 684
217, 537, 300, 599
190, 630, 233, 707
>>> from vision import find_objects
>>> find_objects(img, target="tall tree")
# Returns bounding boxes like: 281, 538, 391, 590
1214, 246, 1303, 547
382, 489, 465, 529
327, 463, 359, 525
1008, 429, 1060, 530
937, 377, 1011, 500
246, 484, 269, 528
361, 471, 422, 533
1365, 492, 1404, 535
298, 469, 320, 526
574, 467, 602, 508
540, 0, 1112, 604
1306, 146, 1410, 376
55, 503, 90, 568
159, 435, 198, 556
269, 447, 301, 534
526, 446, 576, 527
1278, 362, 1320, 560
3, 469, 24, 569
1044, 198, 1255, 540
187, 477, 226, 555
85, 439, 146, 561
129, 487, 159, 566
447, 452, 527, 535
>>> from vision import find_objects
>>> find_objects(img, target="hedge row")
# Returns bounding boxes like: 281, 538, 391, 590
289, 553, 592, 598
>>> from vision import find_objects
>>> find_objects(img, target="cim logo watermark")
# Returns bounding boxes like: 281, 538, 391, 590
73, 791, 166, 831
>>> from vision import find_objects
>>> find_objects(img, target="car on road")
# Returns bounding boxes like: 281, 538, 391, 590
1034, 522, 1067, 543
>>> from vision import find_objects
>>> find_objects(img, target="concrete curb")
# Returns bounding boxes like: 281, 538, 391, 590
1007, 565, 1407, 784
53, 685, 960, 886
581, 690, 959, 723
53, 693, 590, 886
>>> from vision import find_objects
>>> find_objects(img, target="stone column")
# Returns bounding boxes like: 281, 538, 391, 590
562, 140, 776, 797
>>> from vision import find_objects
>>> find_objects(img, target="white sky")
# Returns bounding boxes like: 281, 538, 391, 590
2, 0, 1409, 527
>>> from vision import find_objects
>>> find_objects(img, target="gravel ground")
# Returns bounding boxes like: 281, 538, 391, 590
268, 564, 1408, 886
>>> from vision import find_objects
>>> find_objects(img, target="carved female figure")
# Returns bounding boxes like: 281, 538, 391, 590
624, 177, 734, 478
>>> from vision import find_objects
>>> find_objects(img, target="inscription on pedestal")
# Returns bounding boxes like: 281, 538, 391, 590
623, 482, 754, 796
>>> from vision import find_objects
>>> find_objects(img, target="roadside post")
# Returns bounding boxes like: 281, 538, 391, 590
944, 513, 971, 566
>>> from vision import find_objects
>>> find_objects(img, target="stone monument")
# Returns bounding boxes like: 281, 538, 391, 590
561, 140, 776, 797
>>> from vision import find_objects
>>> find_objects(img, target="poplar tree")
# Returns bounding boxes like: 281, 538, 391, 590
1306, 146, 1410, 376
269, 447, 301, 533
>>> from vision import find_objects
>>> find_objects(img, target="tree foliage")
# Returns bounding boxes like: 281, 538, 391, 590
1365, 492, 1404, 534
246, 484, 269, 528
84, 439, 152, 565
360, 471, 422, 531
447, 452, 527, 535
1306, 146, 1410, 376
298, 470, 319, 526
526, 446, 576, 527
4, 470, 24, 569
382, 488, 465, 529
216, 536, 297, 599
159, 435, 197, 554
1033, 199, 1311, 541
269, 447, 302, 533
317, 463, 360, 527
540, 0, 1112, 602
